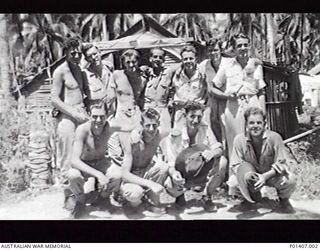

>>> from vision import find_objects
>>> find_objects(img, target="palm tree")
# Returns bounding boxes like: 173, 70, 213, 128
0, 14, 13, 109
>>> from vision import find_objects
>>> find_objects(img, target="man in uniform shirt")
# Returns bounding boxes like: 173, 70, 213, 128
229, 107, 296, 213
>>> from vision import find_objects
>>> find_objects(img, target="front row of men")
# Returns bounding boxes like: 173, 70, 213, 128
67, 102, 296, 218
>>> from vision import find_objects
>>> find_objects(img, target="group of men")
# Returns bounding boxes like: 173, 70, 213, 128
51, 34, 297, 219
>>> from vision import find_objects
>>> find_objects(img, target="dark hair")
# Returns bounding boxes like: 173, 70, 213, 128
150, 47, 166, 57
184, 101, 205, 114
121, 49, 140, 65
206, 38, 222, 49
180, 45, 197, 57
81, 43, 98, 57
244, 107, 266, 124
231, 33, 250, 48
63, 37, 81, 54
89, 102, 107, 114
141, 108, 160, 124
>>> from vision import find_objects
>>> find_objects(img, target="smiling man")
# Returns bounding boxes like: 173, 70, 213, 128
67, 103, 132, 218
229, 107, 297, 213
81, 44, 114, 110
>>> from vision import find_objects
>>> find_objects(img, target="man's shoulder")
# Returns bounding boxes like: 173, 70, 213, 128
234, 133, 247, 143
265, 130, 283, 141
53, 61, 68, 75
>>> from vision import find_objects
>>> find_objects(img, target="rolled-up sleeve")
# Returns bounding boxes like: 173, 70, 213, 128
230, 135, 245, 173
212, 66, 226, 89
254, 64, 266, 90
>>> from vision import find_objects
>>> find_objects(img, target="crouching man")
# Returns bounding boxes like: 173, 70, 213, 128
160, 101, 228, 212
116, 108, 174, 215
68, 103, 130, 218
229, 107, 297, 213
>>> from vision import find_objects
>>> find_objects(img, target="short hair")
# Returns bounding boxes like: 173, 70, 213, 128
184, 101, 205, 114
244, 107, 266, 124
150, 47, 166, 57
121, 49, 140, 65
180, 45, 197, 57
206, 38, 222, 49
63, 37, 81, 54
141, 108, 160, 124
81, 43, 97, 57
89, 102, 107, 114
231, 33, 250, 48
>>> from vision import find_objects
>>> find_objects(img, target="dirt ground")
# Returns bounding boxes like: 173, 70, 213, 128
0, 186, 320, 220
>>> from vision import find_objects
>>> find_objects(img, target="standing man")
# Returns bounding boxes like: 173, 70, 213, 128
229, 107, 296, 213
109, 49, 148, 129
160, 101, 228, 212
144, 47, 175, 136
211, 33, 266, 160
81, 43, 114, 111
68, 103, 131, 218
170, 45, 208, 130
199, 39, 228, 143
51, 37, 89, 184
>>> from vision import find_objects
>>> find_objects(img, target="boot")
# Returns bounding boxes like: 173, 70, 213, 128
71, 202, 86, 219
276, 198, 295, 214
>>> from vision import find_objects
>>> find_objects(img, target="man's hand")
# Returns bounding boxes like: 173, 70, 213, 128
96, 173, 110, 188
254, 173, 267, 189
170, 169, 185, 186
148, 182, 165, 195
227, 92, 238, 101
202, 149, 217, 162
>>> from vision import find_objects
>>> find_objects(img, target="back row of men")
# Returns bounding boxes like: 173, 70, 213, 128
51, 34, 297, 218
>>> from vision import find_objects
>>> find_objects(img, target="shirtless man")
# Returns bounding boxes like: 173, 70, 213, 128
68, 103, 128, 218
51, 37, 89, 184
109, 49, 148, 129
115, 108, 174, 214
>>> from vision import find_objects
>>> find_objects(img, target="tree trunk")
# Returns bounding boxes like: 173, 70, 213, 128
0, 13, 13, 110
266, 13, 277, 64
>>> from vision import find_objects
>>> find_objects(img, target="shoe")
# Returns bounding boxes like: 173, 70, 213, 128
144, 203, 166, 217
275, 198, 295, 214
228, 200, 256, 213
71, 202, 86, 219
201, 196, 217, 213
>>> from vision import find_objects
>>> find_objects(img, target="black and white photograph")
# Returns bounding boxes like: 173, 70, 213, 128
0, 13, 320, 222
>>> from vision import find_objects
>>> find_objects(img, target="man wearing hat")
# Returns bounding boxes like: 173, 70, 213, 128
229, 107, 297, 213
159, 101, 228, 212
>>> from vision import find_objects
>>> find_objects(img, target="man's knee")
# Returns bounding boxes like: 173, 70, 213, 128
106, 164, 122, 180
121, 183, 145, 204
68, 168, 82, 182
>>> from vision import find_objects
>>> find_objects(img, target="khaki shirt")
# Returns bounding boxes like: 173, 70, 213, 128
172, 66, 207, 104
213, 58, 266, 95
230, 130, 287, 174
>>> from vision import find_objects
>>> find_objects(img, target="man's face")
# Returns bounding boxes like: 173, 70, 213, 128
142, 117, 159, 138
247, 114, 265, 138
90, 107, 107, 129
66, 46, 82, 65
150, 49, 165, 69
181, 51, 197, 71
123, 55, 139, 72
234, 37, 250, 59
186, 109, 203, 130
207, 44, 221, 63
85, 46, 101, 66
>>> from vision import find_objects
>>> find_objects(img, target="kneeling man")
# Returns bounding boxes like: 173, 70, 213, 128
229, 107, 296, 213
68, 103, 129, 218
